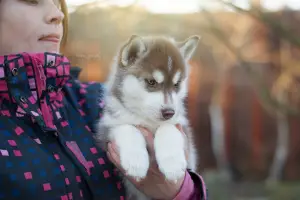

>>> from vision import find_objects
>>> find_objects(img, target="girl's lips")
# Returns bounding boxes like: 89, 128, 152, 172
38, 34, 60, 43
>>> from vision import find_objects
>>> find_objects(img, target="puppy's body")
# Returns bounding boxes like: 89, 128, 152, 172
96, 35, 200, 199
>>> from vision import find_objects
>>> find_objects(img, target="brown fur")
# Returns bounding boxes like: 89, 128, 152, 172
119, 35, 187, 84
111, 35, 198, 107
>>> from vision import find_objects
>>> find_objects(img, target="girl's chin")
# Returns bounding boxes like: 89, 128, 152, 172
37, 42, 61, 53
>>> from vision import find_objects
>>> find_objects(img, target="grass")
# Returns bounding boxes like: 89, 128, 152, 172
202, 170, 300, 200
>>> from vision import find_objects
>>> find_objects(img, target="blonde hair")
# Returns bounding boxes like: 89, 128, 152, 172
60, 0, 68, 52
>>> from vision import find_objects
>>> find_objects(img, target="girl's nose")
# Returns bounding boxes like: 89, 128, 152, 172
45, 4, 64, 25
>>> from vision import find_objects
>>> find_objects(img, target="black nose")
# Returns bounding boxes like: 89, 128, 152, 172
161, 109, 175, 120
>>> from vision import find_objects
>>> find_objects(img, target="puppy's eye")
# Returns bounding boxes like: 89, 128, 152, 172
145, 79, 157, 87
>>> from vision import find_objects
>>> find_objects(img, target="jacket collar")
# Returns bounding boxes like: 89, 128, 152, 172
0, 52, 71, 131
0, 52, 71, 102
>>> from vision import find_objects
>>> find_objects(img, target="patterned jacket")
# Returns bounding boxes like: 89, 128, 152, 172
0, 52, 207, 200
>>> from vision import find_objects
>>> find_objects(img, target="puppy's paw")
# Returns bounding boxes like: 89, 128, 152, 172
154, 124, 187, 182
119, 146, 150, 180
110, 125, 149, 180
157, 151, 186, 183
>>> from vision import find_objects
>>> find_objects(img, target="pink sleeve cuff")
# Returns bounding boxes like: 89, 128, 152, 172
172, 171, 195, 200
172, 170, 207, 200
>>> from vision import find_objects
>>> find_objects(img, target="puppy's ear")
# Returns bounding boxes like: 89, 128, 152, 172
177, 35, 200, 61
120, 34, 147, 67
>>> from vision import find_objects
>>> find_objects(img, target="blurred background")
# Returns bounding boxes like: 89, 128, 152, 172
64, 0, 300, 199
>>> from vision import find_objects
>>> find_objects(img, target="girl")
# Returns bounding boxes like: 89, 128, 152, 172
0, 0, 207, 199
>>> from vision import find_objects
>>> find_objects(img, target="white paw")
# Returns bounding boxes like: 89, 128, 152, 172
154, 124, 187, 182
157, 150, 186, 183
110, 125, 150, 180
119, 146, 149, 180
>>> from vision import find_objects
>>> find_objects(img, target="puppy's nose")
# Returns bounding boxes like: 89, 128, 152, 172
161, 108, 175, 120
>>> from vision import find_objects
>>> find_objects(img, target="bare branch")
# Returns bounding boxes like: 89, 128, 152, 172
217, 0, 300, 48
201, 8, 300, 115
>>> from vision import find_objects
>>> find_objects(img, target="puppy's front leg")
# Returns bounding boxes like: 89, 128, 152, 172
154, 124, 187, 182
110, 125, 150, 180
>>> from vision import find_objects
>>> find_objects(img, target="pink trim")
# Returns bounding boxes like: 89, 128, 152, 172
172, 171, 195, 200
32, 55, 55, 129
0, 52, 71, 130
171, 170, 208, 200
66, 141, 92, 175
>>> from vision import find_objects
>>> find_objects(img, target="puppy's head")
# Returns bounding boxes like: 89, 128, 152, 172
114, 34, 200, 122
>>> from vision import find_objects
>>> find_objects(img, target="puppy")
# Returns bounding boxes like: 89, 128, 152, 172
96, 34, 200, 199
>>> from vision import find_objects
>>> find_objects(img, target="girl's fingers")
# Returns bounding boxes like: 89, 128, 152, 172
107, 142, 121, 167
176, 124, 185, 135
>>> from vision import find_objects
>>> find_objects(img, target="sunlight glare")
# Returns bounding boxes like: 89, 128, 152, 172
66, 0, 300, 13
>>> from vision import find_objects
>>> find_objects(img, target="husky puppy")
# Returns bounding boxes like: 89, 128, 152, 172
96, 34, 200, 199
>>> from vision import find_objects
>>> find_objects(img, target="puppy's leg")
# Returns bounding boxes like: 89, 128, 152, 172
182, 125, 198, 171
110, 125, 150, 180
154, 124, 187, 182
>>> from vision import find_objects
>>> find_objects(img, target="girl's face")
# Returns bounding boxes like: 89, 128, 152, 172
0, 0, 64, 55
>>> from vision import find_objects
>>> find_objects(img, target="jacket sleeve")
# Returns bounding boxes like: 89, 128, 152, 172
172, 170, 208, 200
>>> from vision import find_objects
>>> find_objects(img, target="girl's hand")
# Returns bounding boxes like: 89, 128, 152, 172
107, 124, 188, 200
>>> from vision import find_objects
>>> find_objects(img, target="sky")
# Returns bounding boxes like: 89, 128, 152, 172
66, 0, 300, 13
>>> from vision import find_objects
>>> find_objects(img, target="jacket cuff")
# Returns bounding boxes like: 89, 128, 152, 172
172, 171, 194, 200
172, 170, 208, 200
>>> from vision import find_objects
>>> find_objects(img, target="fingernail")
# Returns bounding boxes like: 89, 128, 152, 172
176, 124, 183, 132
138, 126, 147, 132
